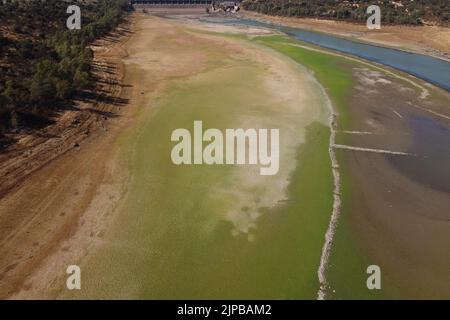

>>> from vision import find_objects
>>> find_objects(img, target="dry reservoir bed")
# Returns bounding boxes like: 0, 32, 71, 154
1, 13, 449, 299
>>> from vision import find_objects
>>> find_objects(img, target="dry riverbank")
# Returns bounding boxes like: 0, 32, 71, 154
0, 19, 139, 299
4, 13, 218, 299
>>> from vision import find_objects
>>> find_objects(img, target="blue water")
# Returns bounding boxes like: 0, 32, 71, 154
389, 115, 450, 195
199, 16, 450, 92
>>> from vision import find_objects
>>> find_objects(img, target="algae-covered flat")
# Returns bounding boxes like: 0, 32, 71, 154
61, 15, 336, 299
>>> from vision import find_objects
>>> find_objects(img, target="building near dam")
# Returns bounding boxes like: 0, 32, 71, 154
130, 0, 241, 10
131, 0, 213, 4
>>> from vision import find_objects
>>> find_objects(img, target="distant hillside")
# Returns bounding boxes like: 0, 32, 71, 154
242, 0, 450, 26
0, 0, 130, 135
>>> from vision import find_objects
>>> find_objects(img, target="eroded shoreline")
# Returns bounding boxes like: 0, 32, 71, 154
240, 10, 450, 62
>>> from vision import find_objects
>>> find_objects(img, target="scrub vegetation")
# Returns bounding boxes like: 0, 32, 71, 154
242, 0, 450, 26
0, 0, 130, 133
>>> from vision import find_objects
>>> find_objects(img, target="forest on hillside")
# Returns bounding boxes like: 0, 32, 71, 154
0, 0, 130, 135
242, 0, 450, 26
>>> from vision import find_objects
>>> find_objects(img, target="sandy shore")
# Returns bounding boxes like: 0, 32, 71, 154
240, 10, 450, 61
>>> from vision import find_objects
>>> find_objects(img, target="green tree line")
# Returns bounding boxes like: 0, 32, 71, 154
0, 0, 130, 131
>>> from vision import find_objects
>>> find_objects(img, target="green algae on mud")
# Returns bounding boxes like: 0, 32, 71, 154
252, 35, 354, 131
61, 27, 336, 299
252, 35, 415, 299
252, 35, 365, 298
